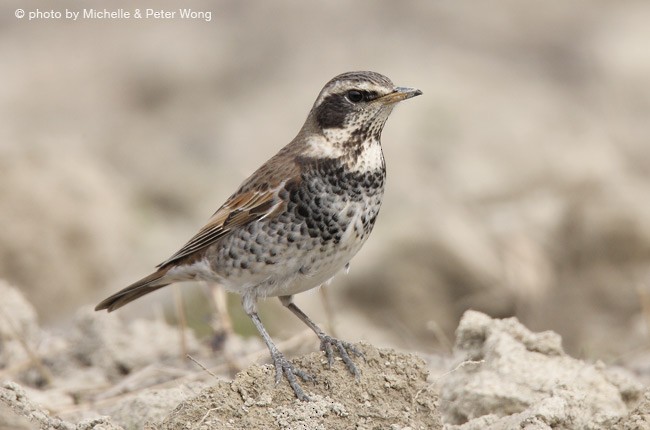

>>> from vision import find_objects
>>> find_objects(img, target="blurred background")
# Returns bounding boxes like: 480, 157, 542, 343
1, 0, 649, 364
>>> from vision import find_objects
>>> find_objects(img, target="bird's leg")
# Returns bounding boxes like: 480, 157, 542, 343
248, 311, 313, 401
279, 295, 363, 378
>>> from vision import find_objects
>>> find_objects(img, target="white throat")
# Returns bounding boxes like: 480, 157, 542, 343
352, 140, 385, 172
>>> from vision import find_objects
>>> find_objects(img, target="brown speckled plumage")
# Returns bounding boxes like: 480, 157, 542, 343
96, 71, 421, 400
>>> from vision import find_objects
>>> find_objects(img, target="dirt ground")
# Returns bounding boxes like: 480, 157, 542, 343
1, 282, 648, 429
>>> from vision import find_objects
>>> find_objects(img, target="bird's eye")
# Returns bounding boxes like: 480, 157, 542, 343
346, 90, 364, 103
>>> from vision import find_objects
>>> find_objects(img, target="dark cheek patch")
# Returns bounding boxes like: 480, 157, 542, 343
315, 94, 348, 129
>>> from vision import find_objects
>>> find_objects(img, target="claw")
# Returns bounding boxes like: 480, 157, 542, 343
322, 339, 335, 368
279, 303, 363, 388
319, 336, 363, 378
270, 350, 313, 401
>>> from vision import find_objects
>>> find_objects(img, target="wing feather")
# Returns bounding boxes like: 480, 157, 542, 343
156, 140, 304, 268
156, 188, 285, 267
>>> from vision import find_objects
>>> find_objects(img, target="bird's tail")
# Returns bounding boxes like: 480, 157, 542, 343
95, 268, 171, 312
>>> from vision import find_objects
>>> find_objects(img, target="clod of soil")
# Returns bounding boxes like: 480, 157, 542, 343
440, 310, 646, 429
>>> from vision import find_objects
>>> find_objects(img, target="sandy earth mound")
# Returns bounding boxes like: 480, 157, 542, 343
153, 344, 440, 430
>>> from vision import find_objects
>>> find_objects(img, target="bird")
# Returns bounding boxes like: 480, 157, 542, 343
95, 71, 422, 401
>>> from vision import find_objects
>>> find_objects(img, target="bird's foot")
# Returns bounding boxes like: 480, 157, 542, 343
319, 335, 363, 378
270, 349, 314, 401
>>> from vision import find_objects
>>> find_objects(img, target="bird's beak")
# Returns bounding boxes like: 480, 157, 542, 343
377, 87, 423, 105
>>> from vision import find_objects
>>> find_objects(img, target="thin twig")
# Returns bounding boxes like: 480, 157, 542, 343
413, 359, 485, 406
208, 284, 233, 336
187, 354, 218, 379
434, 359, 485, 381
318, 287, 337, 337
198, 407, 221, 426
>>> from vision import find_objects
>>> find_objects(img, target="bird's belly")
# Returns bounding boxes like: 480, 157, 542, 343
273, 230, 367, 297
211, 192, 381, 298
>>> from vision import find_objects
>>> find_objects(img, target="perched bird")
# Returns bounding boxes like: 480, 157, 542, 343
95, 71, 421, 400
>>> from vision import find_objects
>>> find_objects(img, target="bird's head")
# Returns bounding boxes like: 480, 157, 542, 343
304, 71, 421, 146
